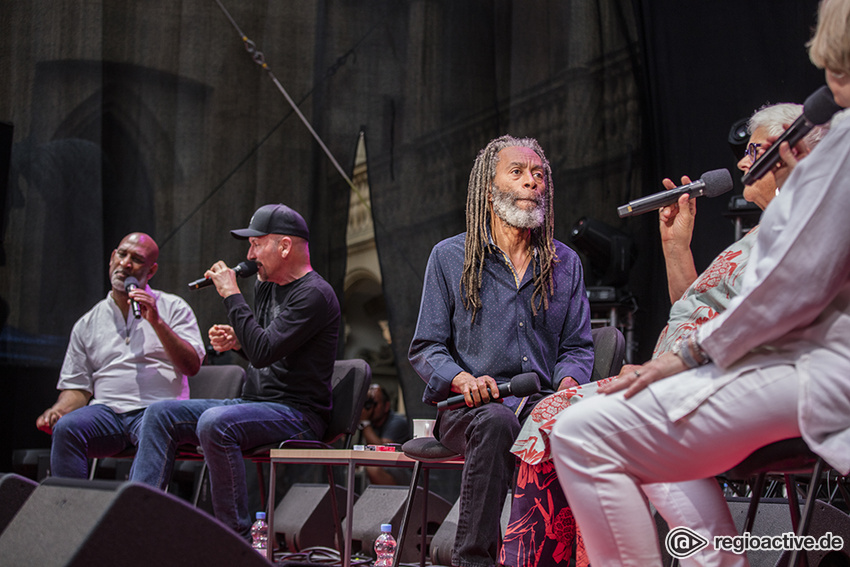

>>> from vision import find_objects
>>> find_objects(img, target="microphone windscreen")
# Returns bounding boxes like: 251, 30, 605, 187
510, 372, 541, 397
804, 85, 842, 125
124, 276, 141, 292
701, 168, 733, 198
235, 260, 258, 277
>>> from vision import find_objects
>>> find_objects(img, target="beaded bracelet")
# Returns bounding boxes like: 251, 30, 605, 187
672, 331, 711, 368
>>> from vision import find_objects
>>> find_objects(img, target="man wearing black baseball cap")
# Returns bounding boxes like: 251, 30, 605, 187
131, 203, 340, 541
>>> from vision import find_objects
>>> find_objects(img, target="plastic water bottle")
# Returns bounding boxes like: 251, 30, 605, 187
251, 511, 268, 555
374, 523, 397, 567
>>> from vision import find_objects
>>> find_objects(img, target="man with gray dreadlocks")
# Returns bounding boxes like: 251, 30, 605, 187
409, 135, 594, 567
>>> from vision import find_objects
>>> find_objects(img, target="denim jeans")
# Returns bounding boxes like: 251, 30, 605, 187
129, 398, 320, 538
50, 404, 145, 478
437, 396, 541, 567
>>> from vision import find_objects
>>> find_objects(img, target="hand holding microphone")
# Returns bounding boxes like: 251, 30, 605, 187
742, 85, 841, 185
124, 277, 142, 319
618, 169, 733, 218
188, 260, 258, 290
437, 372, 541, 411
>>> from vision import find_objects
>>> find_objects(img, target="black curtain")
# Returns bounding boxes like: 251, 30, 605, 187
0, 0, 826, 464
364, 1, 643, 418
630, 0, 825, 354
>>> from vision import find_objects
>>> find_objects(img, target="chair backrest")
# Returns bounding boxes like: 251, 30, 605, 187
187, 364, 246, 400
324, 359, 372, 447
590, 326, 626, 382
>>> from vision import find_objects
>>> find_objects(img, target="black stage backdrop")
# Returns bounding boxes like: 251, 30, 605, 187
0, 0, 827, 466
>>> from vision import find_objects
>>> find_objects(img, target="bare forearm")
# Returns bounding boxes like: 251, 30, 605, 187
662, 242, 698, 303
37, 389, 91, 433
53, 389, 91, 413
151, 320, 202, 376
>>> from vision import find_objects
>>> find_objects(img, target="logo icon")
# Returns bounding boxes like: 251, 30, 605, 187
665, 526, 709, 559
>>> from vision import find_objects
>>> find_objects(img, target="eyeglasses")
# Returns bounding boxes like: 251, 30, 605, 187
745, 143, 762, 164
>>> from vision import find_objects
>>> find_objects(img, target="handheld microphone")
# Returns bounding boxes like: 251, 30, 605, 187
617, 168, 733, 218
188, 260, 259, 290
436, 372, 541, 411
124, 276, 142, 319
741, 85, 841, 185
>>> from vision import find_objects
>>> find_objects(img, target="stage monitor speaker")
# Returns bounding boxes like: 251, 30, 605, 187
654, 497, 794, 567
0, 473, 37, 536
274, 482, 353, 551
0, 477, 269, 567
429, 490, 512, 566
773, 500, 850, 567
349, 484, 452, 563
655, 497, 850, 567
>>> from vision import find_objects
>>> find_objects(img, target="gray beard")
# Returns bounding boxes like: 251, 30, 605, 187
491, 185, 545, 229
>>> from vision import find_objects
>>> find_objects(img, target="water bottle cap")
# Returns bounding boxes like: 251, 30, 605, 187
381, 523, 392, 532
256, 511, 266, 520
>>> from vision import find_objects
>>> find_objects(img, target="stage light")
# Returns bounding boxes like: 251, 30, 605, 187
728, 116, 749, 161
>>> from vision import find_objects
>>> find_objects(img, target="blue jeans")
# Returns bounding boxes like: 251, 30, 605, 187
437, 396, 541, 567
129, 398, 320, 537
50, 404, 145, 478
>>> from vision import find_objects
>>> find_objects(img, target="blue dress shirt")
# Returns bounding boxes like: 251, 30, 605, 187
409, 233, 594, 407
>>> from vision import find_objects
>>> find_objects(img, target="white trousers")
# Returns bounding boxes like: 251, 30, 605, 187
551, 364, 801, 567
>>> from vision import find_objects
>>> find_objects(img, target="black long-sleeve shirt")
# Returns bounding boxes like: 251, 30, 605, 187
224, 270, 340, 431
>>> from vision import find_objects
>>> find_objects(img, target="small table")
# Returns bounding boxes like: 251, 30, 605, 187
267, 448, 463, 566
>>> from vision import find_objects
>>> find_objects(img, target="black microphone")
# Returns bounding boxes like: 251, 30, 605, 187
742, 85, 841, 186
124, 276, 142, 319
617, 168, 733, 218
188, 260, 259, 290
436, 372, 541, 411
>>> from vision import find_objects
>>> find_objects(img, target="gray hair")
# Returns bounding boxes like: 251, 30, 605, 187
748, 102, 829, 149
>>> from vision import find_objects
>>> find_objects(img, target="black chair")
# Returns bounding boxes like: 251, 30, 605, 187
722, 438, 834, 567
394, 326, 626, 567
87, 364, 246, 483
173, 364, 247, 503
260, 359, 372, 560
588, 325, 627, 382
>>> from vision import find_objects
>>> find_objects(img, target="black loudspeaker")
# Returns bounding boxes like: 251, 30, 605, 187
0, 477, 269, 566
429, 490, 513, 566
773, 500, 850, 567
0, 474, 37, 535
349, 485, 452, 563
727, 497, 797, 567
654, 498, 794, 567
274, 483, 353, 551
655, 497, 850, 567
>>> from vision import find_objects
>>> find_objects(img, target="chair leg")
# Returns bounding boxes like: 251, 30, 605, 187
267, 461, 276, 563
255, 461, 267, 510
787, 458, 825, 567
420, 468, 430, 567
325, 464, 345, 552
192, 462, 209, 507
784, 474, 802, 533
393, 460, 424, 567
89, 458, 99, 481
743, 472, 767, 534
836, 474, 850, 508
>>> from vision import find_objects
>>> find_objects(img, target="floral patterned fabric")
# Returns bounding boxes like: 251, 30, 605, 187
501, 381, 612, 567
653, 226, 759, 357
500, 460, 588, 567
